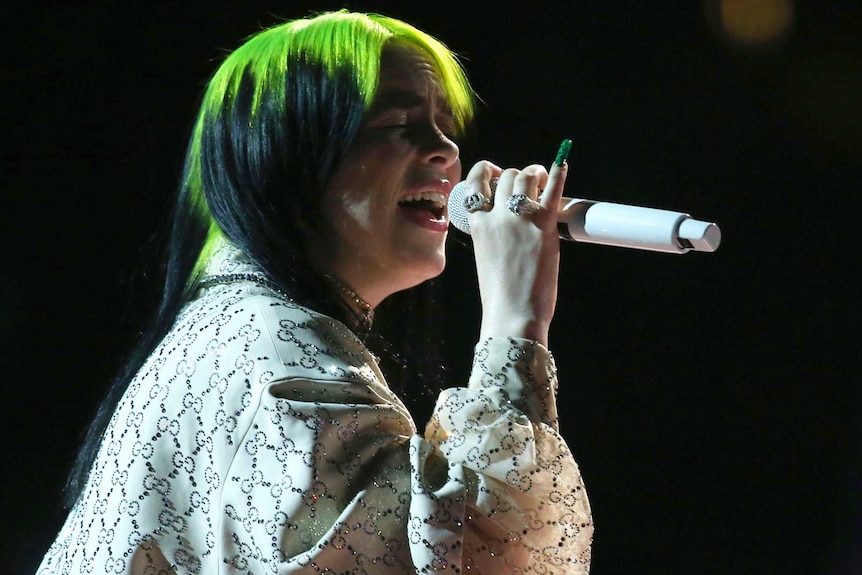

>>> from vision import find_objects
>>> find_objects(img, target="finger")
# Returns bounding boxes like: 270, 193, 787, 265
463, 160, 502, 200
512, 164, 548, 202
539, 139, 572, 211
492, 168, 520, 208
462, 161, 503, 221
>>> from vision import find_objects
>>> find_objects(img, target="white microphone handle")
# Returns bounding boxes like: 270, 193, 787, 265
557, 198, 721, 254
447, 182, 721, 254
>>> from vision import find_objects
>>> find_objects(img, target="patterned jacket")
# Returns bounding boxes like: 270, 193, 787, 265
37, 241, 592, 574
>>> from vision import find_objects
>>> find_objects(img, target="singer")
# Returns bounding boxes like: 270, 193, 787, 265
36, 11, 592, 574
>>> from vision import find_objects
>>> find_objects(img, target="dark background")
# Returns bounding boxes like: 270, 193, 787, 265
3, 1, 861, 574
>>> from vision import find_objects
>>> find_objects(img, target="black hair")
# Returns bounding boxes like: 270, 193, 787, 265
64, 12, 476, 508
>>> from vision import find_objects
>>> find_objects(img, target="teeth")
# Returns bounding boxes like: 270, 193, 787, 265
399, 191, 446, 207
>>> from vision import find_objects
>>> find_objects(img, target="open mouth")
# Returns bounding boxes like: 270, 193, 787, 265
397, 191, 447, 221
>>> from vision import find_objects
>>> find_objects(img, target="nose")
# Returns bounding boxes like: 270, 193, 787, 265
419, 127, 459, 169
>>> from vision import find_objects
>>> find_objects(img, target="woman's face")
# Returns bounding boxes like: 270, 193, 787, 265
312, 44, 462, 306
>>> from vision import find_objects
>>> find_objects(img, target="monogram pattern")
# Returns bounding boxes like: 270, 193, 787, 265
37, 241, 592, 574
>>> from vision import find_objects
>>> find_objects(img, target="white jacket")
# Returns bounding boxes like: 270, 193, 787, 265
37, 241, 592, 574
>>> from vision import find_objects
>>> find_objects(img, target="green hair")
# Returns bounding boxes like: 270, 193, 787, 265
66, 12, 476, 507
186, 10, 476, 278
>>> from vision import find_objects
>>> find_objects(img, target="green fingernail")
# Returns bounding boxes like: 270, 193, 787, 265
554, 138, 572, 167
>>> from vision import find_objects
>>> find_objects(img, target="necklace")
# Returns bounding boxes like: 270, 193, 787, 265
323, 272, 375, 331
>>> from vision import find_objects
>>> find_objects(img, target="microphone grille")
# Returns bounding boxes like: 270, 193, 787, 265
447, 181, 472, 235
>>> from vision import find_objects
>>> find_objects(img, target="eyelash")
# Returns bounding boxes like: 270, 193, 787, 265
370, 114, 456, 138
390, 123, 458, 143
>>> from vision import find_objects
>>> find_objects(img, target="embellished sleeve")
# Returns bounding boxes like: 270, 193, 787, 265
35, 284, 592, 575
425, 337, 594, 574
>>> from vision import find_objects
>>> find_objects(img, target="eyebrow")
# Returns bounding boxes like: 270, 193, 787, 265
368, 87, 455, 120
369, 88, 426, 111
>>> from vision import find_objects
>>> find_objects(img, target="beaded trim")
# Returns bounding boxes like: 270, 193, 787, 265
197, 273, 292, 302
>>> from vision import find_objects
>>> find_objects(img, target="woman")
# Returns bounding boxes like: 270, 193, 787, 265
37, 10, 593, 574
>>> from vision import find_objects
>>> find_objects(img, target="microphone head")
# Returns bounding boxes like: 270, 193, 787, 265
447, 181, 473, 235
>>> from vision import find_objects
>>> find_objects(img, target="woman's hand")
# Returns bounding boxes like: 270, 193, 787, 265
463, 144, 569, 347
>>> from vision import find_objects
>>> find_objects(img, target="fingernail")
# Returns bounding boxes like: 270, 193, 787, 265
554, 138, 572, 167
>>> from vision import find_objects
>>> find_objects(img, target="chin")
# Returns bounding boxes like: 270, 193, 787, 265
400, 253, 446, 289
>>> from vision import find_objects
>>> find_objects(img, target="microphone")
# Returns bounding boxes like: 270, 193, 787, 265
448, 182, 721, 254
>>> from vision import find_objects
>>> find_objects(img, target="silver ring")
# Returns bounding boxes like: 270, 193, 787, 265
464, 178, 500, 213
506, 194, 541, 216
464, 191, 493, 213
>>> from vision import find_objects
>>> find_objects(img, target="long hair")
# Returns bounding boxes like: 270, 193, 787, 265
65, 10, 475, 508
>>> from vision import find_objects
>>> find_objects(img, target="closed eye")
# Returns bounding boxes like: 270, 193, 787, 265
365, 111, 409, 130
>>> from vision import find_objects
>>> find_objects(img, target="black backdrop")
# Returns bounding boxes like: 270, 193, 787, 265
3, 2, 861, 574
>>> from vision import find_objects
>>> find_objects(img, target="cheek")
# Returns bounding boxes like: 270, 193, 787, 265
339, 197, 377, 232
321, 194, 365, 236
448, 157, 462, 184
321, 179, 385, 238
